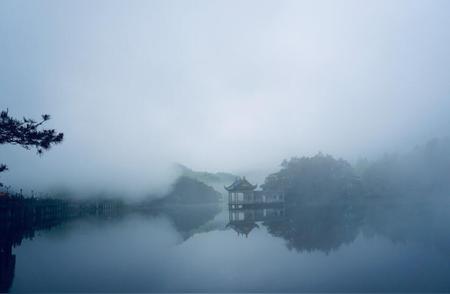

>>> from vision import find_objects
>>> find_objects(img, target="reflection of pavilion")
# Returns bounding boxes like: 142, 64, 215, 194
226, 207, 285, 237
226, 221, 259, 237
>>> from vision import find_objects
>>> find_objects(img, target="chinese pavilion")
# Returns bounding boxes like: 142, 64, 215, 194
225, 177, 258, 208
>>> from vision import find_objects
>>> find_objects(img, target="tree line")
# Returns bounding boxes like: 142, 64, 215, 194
261, 137, 450, 205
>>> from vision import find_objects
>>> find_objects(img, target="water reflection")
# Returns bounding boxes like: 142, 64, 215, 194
0, 217, 67, 292
225, 202, 362, 252
227, 207, 284, 237
156, 204, 222, 240
362, 202, 450, 255
2, 202, 450, 292
0, 227, 15, 293
265, 204, 363, 252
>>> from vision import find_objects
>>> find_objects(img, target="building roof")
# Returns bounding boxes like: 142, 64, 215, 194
224, 177, 257, 192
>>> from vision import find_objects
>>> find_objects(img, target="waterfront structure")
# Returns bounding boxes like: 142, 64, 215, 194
225, 177, 284, 209
225, 177, 257, 208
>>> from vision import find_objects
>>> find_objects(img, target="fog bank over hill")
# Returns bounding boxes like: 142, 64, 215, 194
1, 0, 450, 196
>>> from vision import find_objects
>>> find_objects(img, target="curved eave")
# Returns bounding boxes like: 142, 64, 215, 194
224, 185, 257, 192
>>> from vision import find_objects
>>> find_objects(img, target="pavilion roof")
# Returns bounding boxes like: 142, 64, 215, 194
224, 177, 257, 192
226, 221, 259, 237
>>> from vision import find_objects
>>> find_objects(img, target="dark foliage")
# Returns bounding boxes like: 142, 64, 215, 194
260, 153, 364, 252
0, 109, 63, 152
260, 142, 450, 253
0, 109, 64, 186
262, 153, 362, 205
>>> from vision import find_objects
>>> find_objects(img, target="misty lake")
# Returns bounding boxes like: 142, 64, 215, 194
3, 203, 450, 292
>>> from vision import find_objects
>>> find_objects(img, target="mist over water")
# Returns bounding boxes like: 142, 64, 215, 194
5, 203, 450, 292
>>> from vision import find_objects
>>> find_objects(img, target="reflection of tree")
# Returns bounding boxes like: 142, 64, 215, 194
263, 201, 450, 255
265, 204, 364, 253
357, 138, 450, 254
0, 234, 15, 293
362, 202, 450, 254
0, 203, 130, 293
0, 222, 41, 293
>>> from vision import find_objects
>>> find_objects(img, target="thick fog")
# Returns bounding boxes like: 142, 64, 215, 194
1, 0, 450, 197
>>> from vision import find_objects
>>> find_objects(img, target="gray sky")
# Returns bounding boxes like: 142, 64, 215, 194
1, 0, 450, 196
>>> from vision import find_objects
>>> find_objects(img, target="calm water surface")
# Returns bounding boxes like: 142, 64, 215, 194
5, 203, 450, 292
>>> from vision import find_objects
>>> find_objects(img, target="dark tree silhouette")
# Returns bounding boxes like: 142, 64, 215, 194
0, 109, 64, 186
262, 153, 362, 205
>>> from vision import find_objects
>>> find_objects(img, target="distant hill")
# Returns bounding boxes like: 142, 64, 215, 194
155, 176, 221, 205
176, 164, 237, 195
